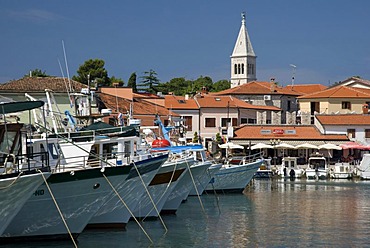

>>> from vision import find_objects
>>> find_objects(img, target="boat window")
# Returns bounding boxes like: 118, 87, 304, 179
284, 161, 289, 167
48, 143, 59, 159
291, 161, 295, 168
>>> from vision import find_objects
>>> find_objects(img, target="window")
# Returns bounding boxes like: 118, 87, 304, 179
365, 129, 370, 138
221, 118, 238, 127
241, 64, 245, 74
347, 129, 355, 139
205, 118, 216, 127
183, 116, 193, 131
287, 100, 291, 111
342, 101, 351, 110
234, 64, 237, 74
247, 63, 254, 75
238, 64, 241, 74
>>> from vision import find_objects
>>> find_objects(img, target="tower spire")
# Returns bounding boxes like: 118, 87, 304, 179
230, 12, 257, 88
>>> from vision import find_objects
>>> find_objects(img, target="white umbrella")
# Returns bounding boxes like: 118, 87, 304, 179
274, 143, 295, 149
251, 143, 274, 150
295, 143, 319, 149
218, 142, 244, 149
318, 143, 342, 150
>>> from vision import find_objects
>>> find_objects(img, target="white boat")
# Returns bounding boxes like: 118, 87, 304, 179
161, 147, 212, 214
2, 123, 158, 240
254, 158, 274, 178
276, 157, 304, 178
356, 154, 370, 179
329, 162, 353, 179
305, 153, 328, 180
204, 156, 263, 192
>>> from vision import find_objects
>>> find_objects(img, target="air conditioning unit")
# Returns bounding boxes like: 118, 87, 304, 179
264, 95, 271, 101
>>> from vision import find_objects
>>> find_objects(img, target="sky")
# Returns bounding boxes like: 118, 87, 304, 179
1, 0, 370, 87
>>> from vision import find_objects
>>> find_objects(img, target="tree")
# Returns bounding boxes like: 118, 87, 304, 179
139, 69, 160, 94
127, 72, 138, 92
211, 80, 231, 92
157, 77, 191, 95
25, 69, 50, 78
72, 59, 110, 86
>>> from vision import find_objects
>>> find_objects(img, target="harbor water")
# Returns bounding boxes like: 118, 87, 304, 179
4, 178, 370, 247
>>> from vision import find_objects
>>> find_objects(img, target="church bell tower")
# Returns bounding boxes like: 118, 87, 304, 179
230, 12, 257, 88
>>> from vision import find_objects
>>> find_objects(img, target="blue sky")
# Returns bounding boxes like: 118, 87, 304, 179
1, 0, 369, 86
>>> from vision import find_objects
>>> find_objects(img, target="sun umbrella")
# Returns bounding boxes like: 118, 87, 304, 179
274, 143, 295, 149
250, 143, 274, 150
318, 143, 342, 150
218, 142, 244, 149
295, 143, 319, 149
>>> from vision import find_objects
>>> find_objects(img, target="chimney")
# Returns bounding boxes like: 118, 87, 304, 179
363, 103, 369, 114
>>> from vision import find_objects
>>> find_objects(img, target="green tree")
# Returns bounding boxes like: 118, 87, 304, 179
157, 77, 191, 95
139, 69, 160, 94
211, 80, 231, 92
127, 72, 138, 92
72, 59, 110, 86
25, 69, 50, 77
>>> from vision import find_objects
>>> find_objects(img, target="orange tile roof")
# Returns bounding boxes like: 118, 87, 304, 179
98, 93, 178, 117
316, 114, 370, 125
298, 85, 370, 99
233, 125, 348, 141
214, 81, 301, 96
0, 77, 85, 93
164, 95, 199, 109
194, 95, 280, 111
284, 84, 328, 95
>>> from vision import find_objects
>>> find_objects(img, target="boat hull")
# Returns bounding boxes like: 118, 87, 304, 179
188, 163, 222, 196
0, 172, 50, 236
161, 160, 211, 214
87, 154, 168, 227
1, 166, 131, 241
205, 159, 263, 193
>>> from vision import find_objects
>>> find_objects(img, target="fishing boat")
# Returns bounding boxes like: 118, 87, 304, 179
204, 154, 263, 193
276, 157, 304, 178
305, 153, 328, 180
329, 162, 353, 179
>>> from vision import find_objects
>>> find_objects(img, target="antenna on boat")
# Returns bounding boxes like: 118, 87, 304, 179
62, 40, 72, 92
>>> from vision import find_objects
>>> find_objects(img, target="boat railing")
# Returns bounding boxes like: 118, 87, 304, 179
240, 151, 263, 165
0, 151, 50, 174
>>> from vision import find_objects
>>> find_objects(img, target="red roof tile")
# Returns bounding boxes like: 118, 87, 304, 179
284, 84, 328, 95
214, 81, 301, 96
0, 77, 85, 93
316, 114, 370, 125
298, 85, 370, 99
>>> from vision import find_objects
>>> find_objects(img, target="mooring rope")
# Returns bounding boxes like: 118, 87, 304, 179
37, 169, 77, 248
101, 171, 154, 244
0, 171, 23, 190
185, 160, 206, 215
143, 155, 179, 221
132, 161, 168, 232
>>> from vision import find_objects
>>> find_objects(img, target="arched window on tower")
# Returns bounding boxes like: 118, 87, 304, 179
238, 64, 241, 74
234, 64, 238, 75
242, 64, 245, 74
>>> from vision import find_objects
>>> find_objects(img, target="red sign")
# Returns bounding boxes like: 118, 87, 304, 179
273, 129, 284, 134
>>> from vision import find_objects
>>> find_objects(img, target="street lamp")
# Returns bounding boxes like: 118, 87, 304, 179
270, 139, 281, 167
